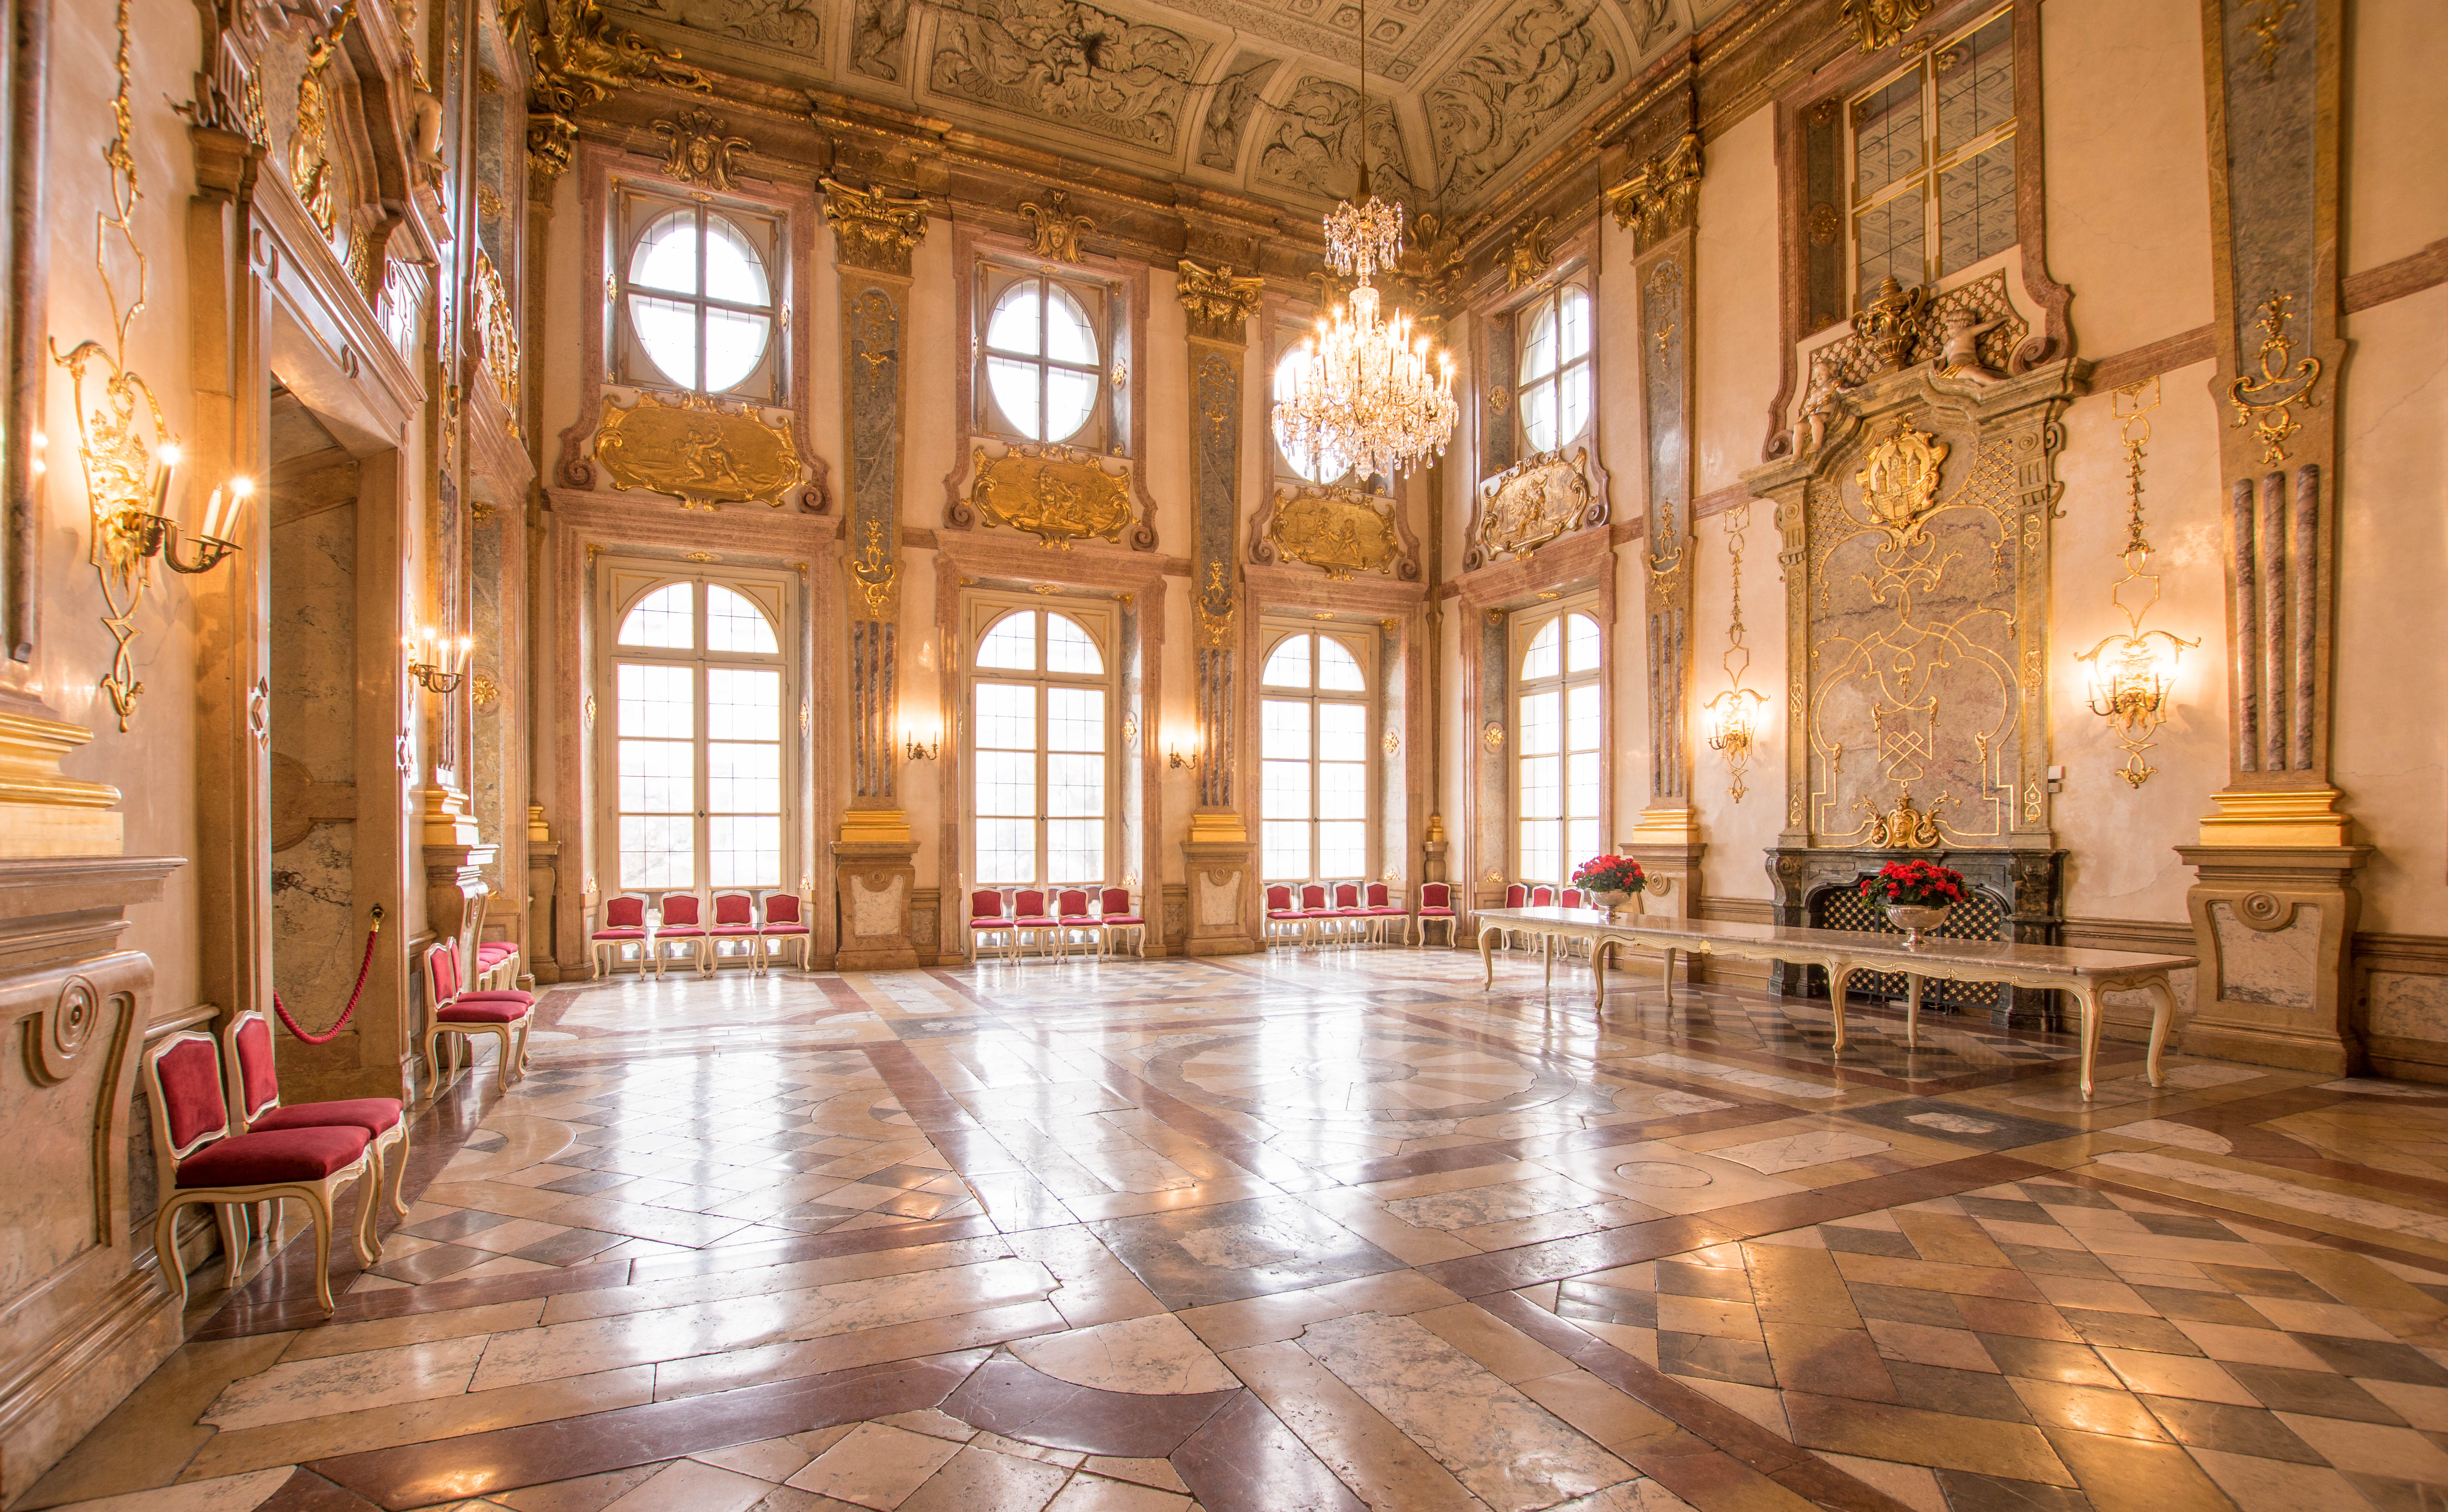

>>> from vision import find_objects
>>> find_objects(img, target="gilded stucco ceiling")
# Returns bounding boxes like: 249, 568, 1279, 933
603, 0, 1739, 216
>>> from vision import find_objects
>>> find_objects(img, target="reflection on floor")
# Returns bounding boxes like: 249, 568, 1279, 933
25, 944, 2448, 1512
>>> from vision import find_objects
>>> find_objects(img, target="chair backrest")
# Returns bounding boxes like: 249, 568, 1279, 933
1529, 885, 1556, 907
146, 1031, 231, 1160
1266, 884, 1293, 910
424, 940, 462, 1007
1056, 888, 1091, 917
605, 894, 647, 929
225, 1009, 281, 1124
1506, 884, 1527, 908
1299, 884, 1328, 911
1101, 887, 1131, 915
661, 893, 702, 925
1365, 882, 1390, 908
764, 892, 803, 924
1015, 888, 1047, 918
1561, 887, 1583, 908
714, 891, 755, 925
1333, 883, 1360, 909
1421, 882, 1451, 909
970, 888, 1008, 921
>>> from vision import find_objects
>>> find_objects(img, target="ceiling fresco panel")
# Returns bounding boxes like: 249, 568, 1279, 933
1254, 75, 1420, 207
1426, 0, 1621, 200
926, 0, 1211, 155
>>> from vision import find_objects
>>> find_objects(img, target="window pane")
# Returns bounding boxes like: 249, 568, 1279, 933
1521, 377, 1558, 454
974, 750, 1036, 817
1855, 193, 1927, 307
1044, 284, 1097, 365
1047, 687, 1104, 752
708, 667, 780, 740
618, 738, 693, 813
710, 816, 780, 887
1319, 821, 1365, 878
1853, 71, 1924, 200
627, 294, 698, 389
709, 743, 780, 815
1936, 141, 2017, 276
1558, 286, 1592, 362
1047, 752, 1104, 817
1047, 819, 1102, 883
1519, 300, 1559, 384
1262, 759, 1310, 820
1567, 819, 1600, 874
1567, 681, 1601, 750
1521, 621, 1561, 681
1263, 821, 1309, 880
619, 583, 694, 648
1318, 762, 1366, 820
703, 308, 770, 393
1566, 614, 1602, 675
1317, 638, 1364, 691
976, 818, 1034, 885
1520, 755, 1561, 818
629, 210, 700, 295
1519, 689, 1561, 755
977, 614, 1036, 671
706, 585, 778, 654
1262, 698, 1310, 759
1319, 702, 1367, 761
1519, 820, 1561, 884
1046, 613, 1104, 674
987, 356, 1042, 438
987, 284, 1043, 355
975, 682, 1036, 748
1936, 15, 2014, 155
1263, 636, 1312, 687
1043, 368, 1096, 443
1555, 364, 1590, 448
619, 663, 694, 738
1568, 751, 1601, 818
620, 815, 694, 889
701, 215, 770, 306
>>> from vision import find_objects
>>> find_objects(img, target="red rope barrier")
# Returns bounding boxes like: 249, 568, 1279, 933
273, 905, 385, 1044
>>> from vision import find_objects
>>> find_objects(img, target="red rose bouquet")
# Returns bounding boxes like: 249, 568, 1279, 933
1858, 859, 1967, 911
1571, 855, 1647, 896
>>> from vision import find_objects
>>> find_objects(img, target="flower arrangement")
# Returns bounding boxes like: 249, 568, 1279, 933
1571, 855, 1647, 896
1858, 859, 1967, 911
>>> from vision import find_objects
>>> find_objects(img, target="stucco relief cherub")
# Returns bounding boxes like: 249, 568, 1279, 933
1936, 307, 2004, 382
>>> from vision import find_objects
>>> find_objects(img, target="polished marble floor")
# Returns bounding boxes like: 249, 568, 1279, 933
25, 943, 2448, 1512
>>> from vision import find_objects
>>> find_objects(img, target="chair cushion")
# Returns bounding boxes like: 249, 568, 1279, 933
1419, 908, 1457, 917
251, 1097, 404, 1137
177, 1126, 369, 1188
1100, 915, 1145, 926
591, 927, 646, 940
438, 1000, 528, 1024
969, 918, 1016, 930
458, 989, 534, 1007
709, 925, 759, 936
760, 924, 810, 935
1013, 916, 1059, 928
656, 926, 707, 938
476, 943, 517, 962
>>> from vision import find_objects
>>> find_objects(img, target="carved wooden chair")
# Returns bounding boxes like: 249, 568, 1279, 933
590, 893, 651, 978
1011, 889, 1057, 959
1099, 886, 1146, 958
1362, 882, 1406, 945
758, 891, 811, 971
472, 889, 520, 991
709, 891, 760, 972
1416, 881, 1458, 947
968, 888, 1017, 962
421, 942, 536, 1088
224, 1009, 411, 1228
1053, 888, 1098, 957
1264, 884, 1305, 946
652, 891, 710, 977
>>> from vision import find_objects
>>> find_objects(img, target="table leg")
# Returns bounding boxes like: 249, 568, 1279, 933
1544, 933, 1554, 988
1480, 925, 1501, 989
1829, 964, 1852, 1052
2075, 983, 2104, 1099
1592, 940, 1609, 1013
1661, 947, 1676, 1008
1905, 973, 1923, 1049
2141, 977, 2177, 1088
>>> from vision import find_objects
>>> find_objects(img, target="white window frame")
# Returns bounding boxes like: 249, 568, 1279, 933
1846, 4, 2018, 311
610, 184, 787, 401
975, 262, 1115, 450
1511, 599, 1603, 887
1259, 626, 1376, 886
1514, 276, 1594, 458
963, 596, 1121, 891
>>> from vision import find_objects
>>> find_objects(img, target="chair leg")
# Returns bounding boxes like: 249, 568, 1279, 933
350, 1166, 380, 1266
154, 1198, 193, 1308
388, 1124, 412, 1217
304, 1189, 337, 1313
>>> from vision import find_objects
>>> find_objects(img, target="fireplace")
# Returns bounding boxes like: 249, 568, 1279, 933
1766, 847, 2067, 1029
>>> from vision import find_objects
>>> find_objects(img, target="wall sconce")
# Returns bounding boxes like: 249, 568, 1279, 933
406, 625, 472, 693
1168, 743, 1199, 770
124, 451, 251, 574
903, 729, 940, 761
1703, 686, 1769, 802
2078, 377, 2197, 789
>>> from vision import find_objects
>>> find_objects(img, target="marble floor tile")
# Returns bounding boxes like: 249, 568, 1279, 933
783, 1421, 967, 1508
1010, 1312, 1240, 1395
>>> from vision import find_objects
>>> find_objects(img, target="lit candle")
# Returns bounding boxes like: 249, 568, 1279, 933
220, 477, 253, 541
199, 486, 224, 541
152, 443, 181, 516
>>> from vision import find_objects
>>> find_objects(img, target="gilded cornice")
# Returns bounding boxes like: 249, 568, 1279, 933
820, 178, 931, 277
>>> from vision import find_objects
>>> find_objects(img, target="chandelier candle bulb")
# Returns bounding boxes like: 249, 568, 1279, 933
151, 443, 179, 516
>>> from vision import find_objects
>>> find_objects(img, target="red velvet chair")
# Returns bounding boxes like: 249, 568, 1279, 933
473, 889, 519, 991
1099, 886, 1146, 958
653, 892, 710, 977
710, 891, 759, 972
1298, 884, 1332, 947
759, 891, 810, 971
1264, 884, 1306, 946
1363, 882, 1406, 945
1417, 881, 1458, 947
968, 888, 1017, 962
590, 893, 651, 978
421, 942, 536, 1088
1053, 888, 1097, 957
1011, 888, 1057, 959
144, 1030, 379, 1313
1328, 882, 1367, 945
224, 1009, 410, 1223
1529, 885, 1557, 907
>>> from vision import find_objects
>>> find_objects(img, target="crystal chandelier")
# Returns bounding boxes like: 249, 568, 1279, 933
1272, 3, 1456, 482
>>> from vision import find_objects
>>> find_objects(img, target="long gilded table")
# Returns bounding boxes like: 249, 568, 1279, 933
1475, 906, 2193, 1099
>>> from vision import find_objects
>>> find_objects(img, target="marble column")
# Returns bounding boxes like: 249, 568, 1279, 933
823, 180, 927, 970
1177, 261, 1264, 956
1613, 131, 1707, 926
2181, 0, 2368, 1071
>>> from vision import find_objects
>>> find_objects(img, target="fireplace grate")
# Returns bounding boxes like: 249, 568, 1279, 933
1808, 881, 2007, 1011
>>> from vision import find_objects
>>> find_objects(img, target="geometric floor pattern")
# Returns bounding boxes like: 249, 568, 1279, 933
22, 943, 2448, 1511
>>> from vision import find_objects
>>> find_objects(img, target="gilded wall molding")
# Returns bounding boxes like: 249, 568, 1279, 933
591, 389, 808, 510
652, 107, 750, 190
1248, 483, 1419, 583
963, 441, 1141, 549
1464, 448, 1604, 572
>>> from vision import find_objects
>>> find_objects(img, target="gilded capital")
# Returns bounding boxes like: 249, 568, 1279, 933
1606, 131, 1703, 252
1839, 0, 1934, 51
1177, 258, 1264, 345
822, 178, 931, 276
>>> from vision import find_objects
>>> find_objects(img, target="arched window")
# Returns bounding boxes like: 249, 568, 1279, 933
1261, 629, 1370, 883
1515, 607, 1601, 885
978, 268, 1108, 446
969, 604, 1115, 887
603, 571, 793, 892
612, 190, 783, 401
1272, 341, 1350, 483
1517, 282, 1592, 455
